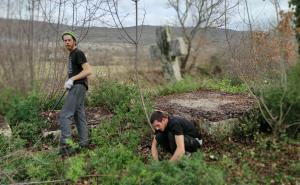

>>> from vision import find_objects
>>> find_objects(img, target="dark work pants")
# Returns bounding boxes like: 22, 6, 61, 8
59, 84, 88, 147
155, 132, 200, 154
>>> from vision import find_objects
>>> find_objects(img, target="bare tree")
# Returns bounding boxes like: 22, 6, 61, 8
168, 0, 237, 73
106, 0, 154, 132
0, 0, 108, 97
225, 0, 298, 138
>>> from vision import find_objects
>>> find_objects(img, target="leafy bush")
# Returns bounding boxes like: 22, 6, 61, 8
0, 88, 22, 115
1, 151, 64, 184
5, 91, 43, 125
158, 76, 247, 96
89, 80, 152, 127
88, 145, 225, 185
5, 92, 44, 144
258, 62, 300, 137
233, 109, 261, 139
158, 76, 200, 96
0, 135, 25, 157
122, 153, 225, 185
65, 154, 86, 182
0, 90, 59, 145
89, 80, 139, 112
25, 152, 64, 181
89, 144, 142, 183
201, 78, 247, 94
13, 121, 43, 144
290, 161, 300, 177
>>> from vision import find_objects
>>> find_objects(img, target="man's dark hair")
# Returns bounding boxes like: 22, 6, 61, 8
150, 110, 169, 124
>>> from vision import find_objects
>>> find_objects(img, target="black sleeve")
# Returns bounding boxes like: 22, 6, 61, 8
171, 122, 183, 135
76, 50, 87, 65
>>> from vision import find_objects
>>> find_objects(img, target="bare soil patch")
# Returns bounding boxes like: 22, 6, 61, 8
154, 90, 255, 122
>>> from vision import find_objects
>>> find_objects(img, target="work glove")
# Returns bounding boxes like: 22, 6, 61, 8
64, 79, 74, 90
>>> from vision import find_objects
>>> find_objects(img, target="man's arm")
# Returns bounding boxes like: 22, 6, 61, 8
70, 63, 92, 81
170, 135, 185, 161
151, 136, 159, 160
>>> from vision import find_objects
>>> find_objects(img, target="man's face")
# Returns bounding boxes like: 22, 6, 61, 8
152, 117, 168, 131
63, 35, 76, 51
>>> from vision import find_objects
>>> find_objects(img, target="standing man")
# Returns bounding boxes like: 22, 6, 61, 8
150, 110, 202, 161
59, 31, 92, 156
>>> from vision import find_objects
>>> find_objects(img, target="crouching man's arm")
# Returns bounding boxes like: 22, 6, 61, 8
170, 135, 185, 161
151, 136, 159, 160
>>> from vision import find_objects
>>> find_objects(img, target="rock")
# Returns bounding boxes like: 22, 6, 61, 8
198, 118, 240, 140
155, 90, 256, 139
0, 115, 12, 138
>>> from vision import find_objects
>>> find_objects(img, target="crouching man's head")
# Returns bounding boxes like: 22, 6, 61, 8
150, 110, 169, 132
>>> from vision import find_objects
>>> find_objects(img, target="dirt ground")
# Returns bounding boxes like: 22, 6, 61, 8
42, 106, 112, 131
154, 90, 255, 122
42, 89, 255, 131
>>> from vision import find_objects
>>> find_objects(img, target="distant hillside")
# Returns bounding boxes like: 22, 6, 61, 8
80, 25, 245, 47
0, 18, 246, 47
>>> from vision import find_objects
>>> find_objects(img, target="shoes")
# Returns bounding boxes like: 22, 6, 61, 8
58, 145, 73, 157
58, 145, 79, 157
185, 152, 192, 157
195, 138, 203, 146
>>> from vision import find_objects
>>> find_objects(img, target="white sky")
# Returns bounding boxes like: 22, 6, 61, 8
0, 0, 291, 30
114, 0, 290, 30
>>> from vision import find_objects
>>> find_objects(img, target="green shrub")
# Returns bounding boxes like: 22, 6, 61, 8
1, 151, 64, 184
122, 152, 225, 185
258, 63, 300, 137
89, 144, 142, 183
201, 78, 247, 94
1, 155, 31, 183
25, 152, 64, 181
89, 80, 152, 129
5, 91, 43, 125
0, 90, 57, 145
41, 91, 66, 111
91, 117, 146, 151
290, 161, 300, 177
13, 121, 43, 144
0, 135, 25, 157
88, 145, 225, 185
158, 76, 200, 96
65, 154, 86, 182
158, 77, 247, 96
233, 109, 260, 139
0, 88, 22, 115
89, 80, 139, 112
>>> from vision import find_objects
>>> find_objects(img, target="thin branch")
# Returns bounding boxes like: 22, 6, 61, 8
106, 0, 154, 132
12, 179, 68, 185
0, 168, 15, 184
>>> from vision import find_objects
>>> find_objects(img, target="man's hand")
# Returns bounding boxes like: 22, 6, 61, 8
170, 135, 185, 161
151, 136, 159, 160
64, 79, 74, 90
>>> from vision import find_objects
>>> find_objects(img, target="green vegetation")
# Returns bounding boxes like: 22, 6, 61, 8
158, 76, 247, 96
0, 79, 298, 184
256, 62, 300, 138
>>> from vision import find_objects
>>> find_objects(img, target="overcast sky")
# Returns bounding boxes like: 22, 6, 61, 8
0, 0, 291, 30
112, 0, 290, 30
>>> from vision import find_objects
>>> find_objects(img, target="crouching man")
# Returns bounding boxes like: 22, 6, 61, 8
150, 110, 202, 161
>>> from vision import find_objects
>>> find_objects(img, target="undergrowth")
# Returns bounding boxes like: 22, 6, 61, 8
0, 79, 298, 184
158, 76, 247, 96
